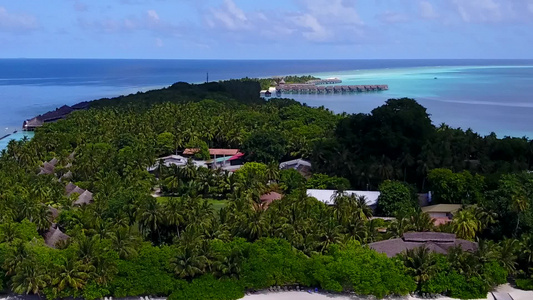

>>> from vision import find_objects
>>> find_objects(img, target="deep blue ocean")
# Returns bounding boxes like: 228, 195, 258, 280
1, 59, 533, 150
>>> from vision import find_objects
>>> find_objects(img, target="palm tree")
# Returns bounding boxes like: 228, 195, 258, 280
410, 211, 434, 232
265, 162, 280, 182
511, 193, 529, 236
216, 248, 242, 279
163, 197, 184, 237
401, 246, 437, 291
52, 259, 92, 293
355, 195, 373, 220
94, 256, 117, 285
0, 222, 21, 243
390, 216, 413, 238
317, 214, 343, 253
240, 209, 267, 241
519, 234, 533, 270
137, 197, 164, 243
76, 234, 98, 264
452, 209, 479, 240
110, 227, 139, 259
496, 238, 519, 274
11, 260, 50, 296
170, 246, 206, 280
33, 205, 53, 233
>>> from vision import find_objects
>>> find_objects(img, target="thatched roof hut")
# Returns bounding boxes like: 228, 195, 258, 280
48, 206, 60, 219
65, 182, 94, 206
74, 190, 93, 206
368, 232, 477, 257
43, 224, 69, 248
38, 158, 59, 175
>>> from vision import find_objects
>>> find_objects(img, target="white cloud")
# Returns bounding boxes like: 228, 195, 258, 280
299, 0, 363, 25
204, 0, 366, 44
376, 11, 409, 24
419, 1, 438, 19
207, 0, 249, 30
451, 0, 503, 22
78, 9, 181, 36
147, 10, 159, 22
0, 6, 39, 32
155, 37, 163, 47
293, 14, 328, 41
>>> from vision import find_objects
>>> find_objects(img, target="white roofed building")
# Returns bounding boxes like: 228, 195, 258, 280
307, 189, 380, 208
148, 155, 206, 171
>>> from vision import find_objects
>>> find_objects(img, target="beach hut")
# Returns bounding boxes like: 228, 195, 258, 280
74, 190, 94, 206
39, 158, 59, 175
48, 206, 60, 220
44, 224, 70, 248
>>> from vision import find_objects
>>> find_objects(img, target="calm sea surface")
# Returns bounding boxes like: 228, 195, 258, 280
1, 59, 533, 150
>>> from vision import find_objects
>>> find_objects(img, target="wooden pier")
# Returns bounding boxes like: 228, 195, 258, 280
275, 84, 388, 94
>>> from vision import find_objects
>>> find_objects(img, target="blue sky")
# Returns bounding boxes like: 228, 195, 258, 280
1, 0, 532, 59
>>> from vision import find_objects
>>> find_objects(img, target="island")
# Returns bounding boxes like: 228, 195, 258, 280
0, 80, 532, 300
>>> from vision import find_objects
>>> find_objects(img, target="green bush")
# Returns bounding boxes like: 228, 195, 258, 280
110, 244, 177, 297
516, 278, 533, 290
310, 244, 415, 298
168, 275, 244, 300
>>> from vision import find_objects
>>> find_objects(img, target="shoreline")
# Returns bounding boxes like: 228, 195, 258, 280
1, 285, 532, 300
239, 284, 533, 300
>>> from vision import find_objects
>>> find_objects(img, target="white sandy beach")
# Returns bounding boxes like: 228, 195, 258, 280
240, 284, 533, 300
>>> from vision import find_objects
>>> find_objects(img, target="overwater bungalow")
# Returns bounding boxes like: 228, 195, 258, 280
23, 102, 90, 131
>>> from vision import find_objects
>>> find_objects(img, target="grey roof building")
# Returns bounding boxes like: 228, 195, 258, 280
66, 182, 94, 206
368, 232, 477, 257
44, 224, 70, 248
39, 158, 59, 175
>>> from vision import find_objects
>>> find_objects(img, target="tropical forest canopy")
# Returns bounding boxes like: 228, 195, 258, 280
0, 80, 532, 299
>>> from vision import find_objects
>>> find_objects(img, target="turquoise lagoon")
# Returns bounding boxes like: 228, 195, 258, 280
291, 65, 533, 138
0, 131, 34, 152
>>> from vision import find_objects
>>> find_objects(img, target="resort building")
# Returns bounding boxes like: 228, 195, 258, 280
182, 148, 244, 171
306, 189, 380, 209
148, 155, 207, 171
368, 232, 477, 257
279, 158, 312, 176
44, 224, 70, 248
206, 152, 244, 170
183, 148, 240, 158
66, 182, 94, 206
421, 204, 463, 226
39, 157, 59, 175
23, 102, 90, 131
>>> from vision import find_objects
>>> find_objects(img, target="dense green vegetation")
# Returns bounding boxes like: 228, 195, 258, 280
0, 81, 533, 299
240, 75, 320, 90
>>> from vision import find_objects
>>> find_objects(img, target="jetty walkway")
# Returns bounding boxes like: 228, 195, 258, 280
275, 84, 388, 94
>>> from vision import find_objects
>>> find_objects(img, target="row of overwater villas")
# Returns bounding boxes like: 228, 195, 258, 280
261, 84, 388, 96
